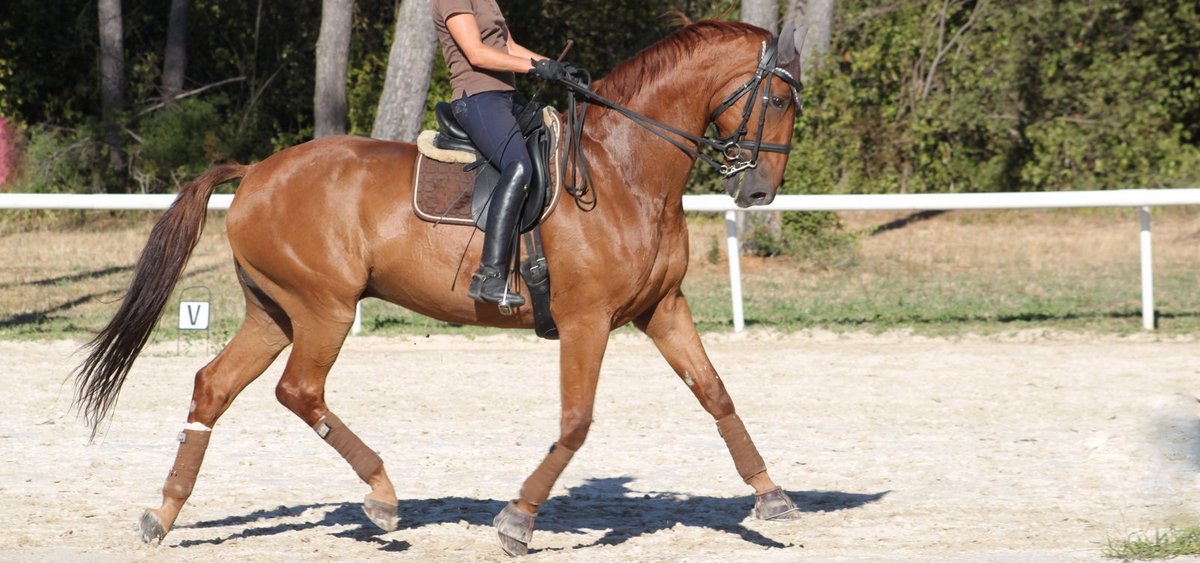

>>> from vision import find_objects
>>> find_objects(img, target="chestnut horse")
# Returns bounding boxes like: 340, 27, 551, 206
74, 21, 805, 556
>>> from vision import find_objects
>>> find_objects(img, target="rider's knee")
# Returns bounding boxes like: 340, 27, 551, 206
503, 158, 531, 186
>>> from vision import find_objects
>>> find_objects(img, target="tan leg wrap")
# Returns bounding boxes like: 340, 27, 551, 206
717, 413, 766, 482
518, 443, 576, 508
314, 411, 384, 483
163, 429, 212, 499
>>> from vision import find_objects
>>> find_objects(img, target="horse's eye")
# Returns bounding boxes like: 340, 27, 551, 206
770, 95, 787, 109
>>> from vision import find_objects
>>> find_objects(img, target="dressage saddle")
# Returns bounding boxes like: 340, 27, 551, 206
414, 101, 560, 339
432, 101, 555, 234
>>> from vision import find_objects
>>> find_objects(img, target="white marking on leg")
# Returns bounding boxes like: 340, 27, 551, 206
683, 370, 695, 387
183, 422, 212, 432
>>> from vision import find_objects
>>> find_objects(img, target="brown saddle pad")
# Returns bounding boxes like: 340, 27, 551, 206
412, 156, 477, 226
412, 108, 562, 227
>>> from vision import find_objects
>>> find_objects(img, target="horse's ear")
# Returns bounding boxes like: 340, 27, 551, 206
778, 20, 796, 65
777, 18, 808, 81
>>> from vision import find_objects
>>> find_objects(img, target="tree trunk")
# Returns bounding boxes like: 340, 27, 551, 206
371, 0, 436, 142
314, 0, 354, 138
741, 0, 779, 33
161, 0, 190, 105
98, 0, 126, 182
738, 0, 782, 251
784, 0, 802, 23
801, 0, 834, 71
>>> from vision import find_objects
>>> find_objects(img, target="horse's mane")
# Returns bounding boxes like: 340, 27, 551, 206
593, 20, 770, 106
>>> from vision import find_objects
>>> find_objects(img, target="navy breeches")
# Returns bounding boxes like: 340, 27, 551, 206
451, 90, 532, 185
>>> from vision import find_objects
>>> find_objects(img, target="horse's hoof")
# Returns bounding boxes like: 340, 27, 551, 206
752, 487, 802, 521
139, 509, 167, 545
493, 501, 535, 556
362, 496, 399, 532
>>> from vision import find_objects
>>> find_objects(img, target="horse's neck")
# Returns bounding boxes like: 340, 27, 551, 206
583, 64, 717, 205
600, 70, 713, 135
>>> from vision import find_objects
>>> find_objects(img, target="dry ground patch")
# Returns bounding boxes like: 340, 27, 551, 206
2, 333, 1199, 561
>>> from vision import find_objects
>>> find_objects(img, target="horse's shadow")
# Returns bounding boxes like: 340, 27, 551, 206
0, 263, 221, 328
177, 477, 888, 553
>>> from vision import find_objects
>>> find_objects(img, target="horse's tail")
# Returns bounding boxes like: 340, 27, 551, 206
73, 163, 249, 440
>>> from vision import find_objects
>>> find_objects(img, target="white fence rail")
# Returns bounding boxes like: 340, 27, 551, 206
4, 188, 1199, 331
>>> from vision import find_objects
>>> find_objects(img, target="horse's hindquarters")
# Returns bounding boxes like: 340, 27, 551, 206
227, 136, 538, 330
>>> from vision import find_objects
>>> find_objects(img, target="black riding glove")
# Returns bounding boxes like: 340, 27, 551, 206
529, 58, 573, 82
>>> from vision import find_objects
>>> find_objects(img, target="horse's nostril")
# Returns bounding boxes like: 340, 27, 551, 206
750, 192, 768, 202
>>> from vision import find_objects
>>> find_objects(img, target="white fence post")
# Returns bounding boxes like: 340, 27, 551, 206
1139, 206, 1155, 330
724, 210, 745, 332
6, 189, 1200, 332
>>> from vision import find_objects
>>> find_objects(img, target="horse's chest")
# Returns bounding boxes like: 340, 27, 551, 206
637, 228, 690, 286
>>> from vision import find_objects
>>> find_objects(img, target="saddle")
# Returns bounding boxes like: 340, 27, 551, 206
412, 102, 562, 339
412, 102, 562, 232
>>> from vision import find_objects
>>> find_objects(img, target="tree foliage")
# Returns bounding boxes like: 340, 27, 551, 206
787, 0, 1200, 195
0, 0, 1195, 194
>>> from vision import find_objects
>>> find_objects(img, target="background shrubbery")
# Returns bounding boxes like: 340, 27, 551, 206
0, 1, 1197, 250
787, 0, 1200, 197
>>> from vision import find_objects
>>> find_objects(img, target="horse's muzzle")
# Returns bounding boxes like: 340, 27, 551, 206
725, 174, 778, 208
737, 188, 777, 208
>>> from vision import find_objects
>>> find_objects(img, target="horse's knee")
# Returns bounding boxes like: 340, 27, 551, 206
558, 412, 593, 450
275, 378, 322, 421
704, 389, 735, 418
684, 366, 734, 417
188, 366, 231, 425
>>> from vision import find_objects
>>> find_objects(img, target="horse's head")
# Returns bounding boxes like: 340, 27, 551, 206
710, 21, 805, 208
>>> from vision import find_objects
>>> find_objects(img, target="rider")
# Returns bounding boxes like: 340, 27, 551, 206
432, 0, 574, 306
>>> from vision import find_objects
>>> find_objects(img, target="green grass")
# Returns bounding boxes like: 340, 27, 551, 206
680, 264, 1200, 336
2, 207, 1198, 341
1105, 526, 1200, 560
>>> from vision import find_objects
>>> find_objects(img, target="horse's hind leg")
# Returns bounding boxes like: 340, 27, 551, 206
635, 293, 800, 521
141, 299, 293, 544
272, 306, 399, 532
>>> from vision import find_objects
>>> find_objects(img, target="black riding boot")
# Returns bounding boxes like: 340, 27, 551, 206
468, 162, 528, 306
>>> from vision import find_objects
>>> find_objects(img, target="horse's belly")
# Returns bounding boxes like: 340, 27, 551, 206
363, 217, 536, 329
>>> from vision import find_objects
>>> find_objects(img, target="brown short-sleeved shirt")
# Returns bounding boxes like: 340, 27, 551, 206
433, 0, 517, 99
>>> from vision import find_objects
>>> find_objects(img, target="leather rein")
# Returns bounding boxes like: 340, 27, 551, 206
551, 38, 802, 207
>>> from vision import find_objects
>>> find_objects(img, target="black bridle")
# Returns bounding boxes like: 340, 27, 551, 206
707, 40, 802, 176
551, 37, 802, 207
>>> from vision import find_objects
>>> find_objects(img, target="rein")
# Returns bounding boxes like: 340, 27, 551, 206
553, 38, 801, 206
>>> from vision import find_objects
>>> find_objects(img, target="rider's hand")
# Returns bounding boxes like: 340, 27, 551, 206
529, 59, 573, 82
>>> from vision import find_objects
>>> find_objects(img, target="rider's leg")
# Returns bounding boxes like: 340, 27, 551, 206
469, 161, 529, 305
451, 90, 533, 305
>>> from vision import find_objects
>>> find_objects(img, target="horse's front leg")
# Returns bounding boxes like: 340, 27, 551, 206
494, 321, 609, 556
635, 292, 800, 521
